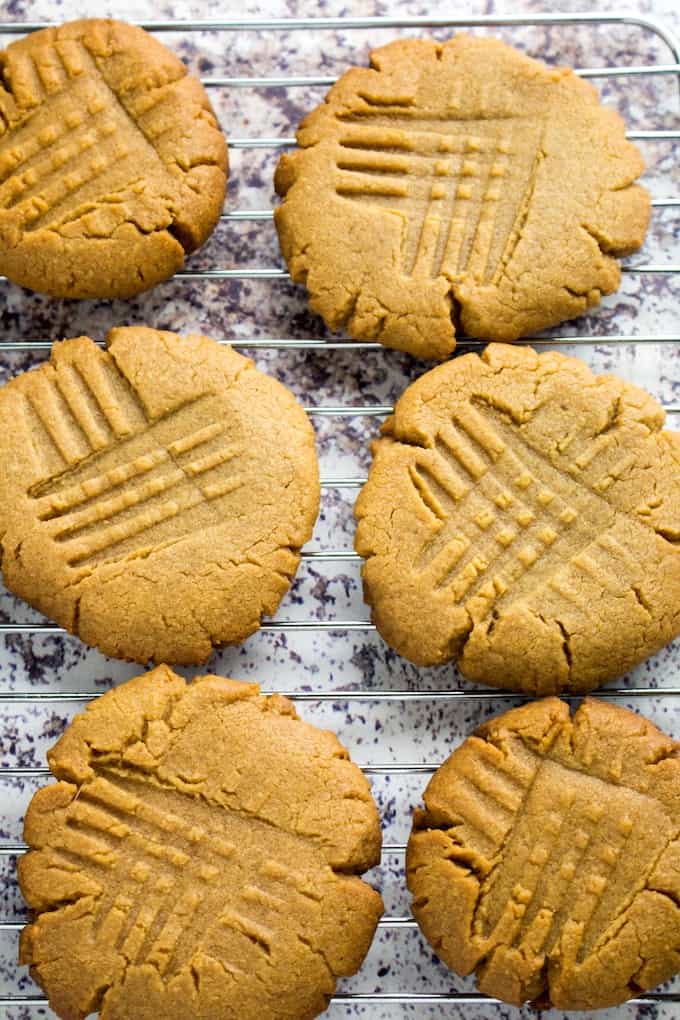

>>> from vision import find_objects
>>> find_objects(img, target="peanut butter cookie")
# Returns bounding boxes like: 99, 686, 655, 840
407, 697, 680, 1009
0, 327, 320, 663
0, 19, 227, 298
20, 666, 383, 1020
275, 36, 649, 359
355, 343, 680, 693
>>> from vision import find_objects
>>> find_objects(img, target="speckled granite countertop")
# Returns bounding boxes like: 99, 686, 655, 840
0, 1, 678, 1018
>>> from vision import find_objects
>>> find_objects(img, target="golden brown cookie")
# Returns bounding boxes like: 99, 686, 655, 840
407, 697, 680, 1009
19, 666, 384, 1020
275, 36, 649, 359
0, 327, 320, 663
0, 19, 227, 298
355, 343, 680, 693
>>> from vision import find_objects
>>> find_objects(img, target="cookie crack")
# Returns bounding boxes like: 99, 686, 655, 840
630, 584, 653, 618
554, 617, 573, 682
582, 880, 678, 985
581, 219, 633, 260
295, 932, 335, 982
561, 282, 600, 303
85, 978, 116, 1019
645, 885, 680, 911
166, 218, 196, 252
655, 525, 680, 545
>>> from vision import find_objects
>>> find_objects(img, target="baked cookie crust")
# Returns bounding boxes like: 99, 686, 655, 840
20, 666, 384, 1020
407, 697, 680, 1009
0, 327, 320, 663
0, 19, 227, 298
355, 343, 680, 693
275, 36, 649, 359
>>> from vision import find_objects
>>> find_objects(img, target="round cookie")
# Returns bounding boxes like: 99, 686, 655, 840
275, 35, 649, 360
19, 666, 384, 1020
0, 327, 320, 663
407, 697, 680, 1009
355, 343, 680, 693
0, 19, 227, 298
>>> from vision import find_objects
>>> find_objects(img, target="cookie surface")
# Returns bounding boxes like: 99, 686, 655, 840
0, 19, 227, 298
407, 697, 680, 1009
19, 666, 383, 1020
275, 36, 649, 359
0, 327, 319, 663
355, 343, 680, 693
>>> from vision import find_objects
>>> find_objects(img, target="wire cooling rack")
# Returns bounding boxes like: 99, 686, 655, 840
0, 12, 679, 1014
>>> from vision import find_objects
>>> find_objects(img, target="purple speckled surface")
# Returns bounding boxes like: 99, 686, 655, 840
0, 1, 679, 1018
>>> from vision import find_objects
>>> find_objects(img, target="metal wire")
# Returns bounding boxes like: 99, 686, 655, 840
0, 687, 678, 703
0, 11, 679, 1012
6, 263, 676, 284
0, 992, 676, 1007
2, 261, 678, 284
202, 64, 680, 86
2, 334, 680, 352
0, 917, 420, 931
227, 130, 680, 148
216, 198, 675, 217
0, 13, 678, 38
1, 764, 435, 778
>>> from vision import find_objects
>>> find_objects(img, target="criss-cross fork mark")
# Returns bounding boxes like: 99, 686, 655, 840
334, 113, 544, 284
44, 768, 322, 981
0, 33, 182, 237
26, 354, 243, 571
23, 351, 148, 480
468, 756, 670, 971
408, 401, 647, 621
46, 423, 242, 569
435, 737, 673, 977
